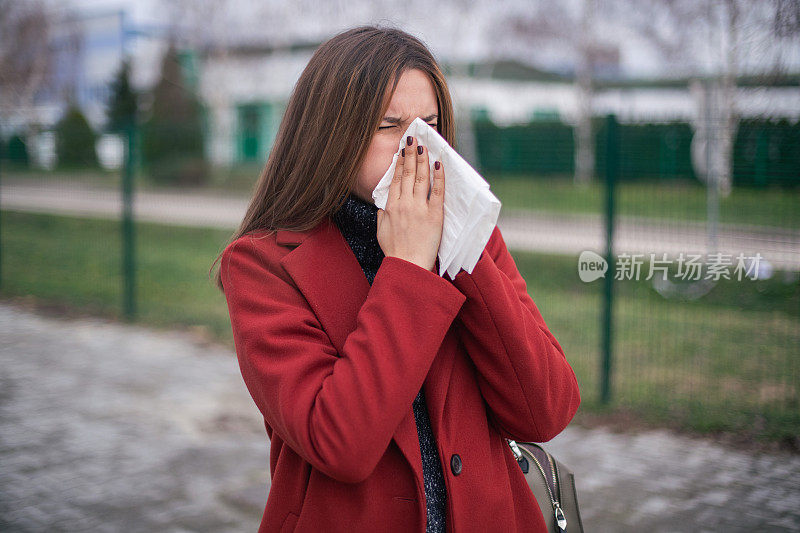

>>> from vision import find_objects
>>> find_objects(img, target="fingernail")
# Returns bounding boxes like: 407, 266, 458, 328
417, 145, 423, 155
401, 148, 405, 157
407, 135, 413, 146
435, 161, 441, 170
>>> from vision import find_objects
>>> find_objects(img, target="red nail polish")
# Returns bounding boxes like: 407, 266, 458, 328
401, 148, 405, 157
417, 145, 423, 155
435, 161, 440, 170
407, 135, 413, 146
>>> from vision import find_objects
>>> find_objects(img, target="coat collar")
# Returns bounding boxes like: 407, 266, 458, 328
276, 217, 456, 488
275, 226, 318, 247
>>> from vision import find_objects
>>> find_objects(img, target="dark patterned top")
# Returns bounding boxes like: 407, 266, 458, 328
331, 192, 447, 532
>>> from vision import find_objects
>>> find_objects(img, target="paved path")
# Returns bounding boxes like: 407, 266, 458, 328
2, 179, 798, 271
1, 301, 798, 532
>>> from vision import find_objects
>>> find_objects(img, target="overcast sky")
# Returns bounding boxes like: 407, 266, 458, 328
64, 0, 800, 79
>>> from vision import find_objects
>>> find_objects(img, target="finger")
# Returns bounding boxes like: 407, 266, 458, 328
429, 159, 444, 208
413, 142, 430, 199
401, 135, 416, 199
389, 149, 404, 202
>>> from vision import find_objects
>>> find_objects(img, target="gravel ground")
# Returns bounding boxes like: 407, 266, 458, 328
1, 301, 798, 532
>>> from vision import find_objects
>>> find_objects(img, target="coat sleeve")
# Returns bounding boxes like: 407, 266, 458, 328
220, 237, 466, 484
448, 225, 580, 443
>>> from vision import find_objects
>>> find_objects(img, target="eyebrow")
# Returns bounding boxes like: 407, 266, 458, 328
382, 114, 438, 124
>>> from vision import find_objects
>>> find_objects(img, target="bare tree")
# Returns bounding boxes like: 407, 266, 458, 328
605, 0, 799, 196
768, 0, 800, 78
575, 0, 596, 185
491, 0, 604, 185
0, 0, 54, 137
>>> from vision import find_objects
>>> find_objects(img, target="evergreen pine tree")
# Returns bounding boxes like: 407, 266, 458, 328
106, 58, 138, 133
55, 104, 98, 168
140, 43, 207, 185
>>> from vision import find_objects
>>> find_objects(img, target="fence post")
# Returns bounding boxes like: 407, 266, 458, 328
122, 120, 136, 320
0, 142, 3, 289
601, 113, 618, 405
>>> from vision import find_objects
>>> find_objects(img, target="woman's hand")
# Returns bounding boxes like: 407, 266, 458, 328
377, 135, 445, 273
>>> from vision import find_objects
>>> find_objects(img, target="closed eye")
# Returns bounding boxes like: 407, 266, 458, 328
379, 122, 438, 130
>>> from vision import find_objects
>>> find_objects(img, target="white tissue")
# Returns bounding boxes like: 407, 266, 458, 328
371, 117, 502, 278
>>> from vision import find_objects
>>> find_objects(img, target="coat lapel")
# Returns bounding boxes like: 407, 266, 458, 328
277, 217, 439, 488
278, 218, 370, 351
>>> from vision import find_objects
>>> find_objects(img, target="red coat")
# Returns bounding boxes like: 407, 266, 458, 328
220, 216, 580, 532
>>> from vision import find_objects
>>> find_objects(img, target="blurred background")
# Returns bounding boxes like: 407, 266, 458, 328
0, 0, 798, 531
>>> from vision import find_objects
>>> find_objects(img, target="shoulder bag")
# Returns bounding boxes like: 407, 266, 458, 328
507, 439, 585, 533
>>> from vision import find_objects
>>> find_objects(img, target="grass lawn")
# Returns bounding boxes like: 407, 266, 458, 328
0, 209, 233, 341
1, 209, 798, 442
517, 250, 799, 443
488, 173, 799, 229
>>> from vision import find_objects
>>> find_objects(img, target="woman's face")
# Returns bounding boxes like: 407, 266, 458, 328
352, 68, 439, 204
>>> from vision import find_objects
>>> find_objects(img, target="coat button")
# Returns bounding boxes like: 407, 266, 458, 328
517, 456, 529, 474
450, 454, 462, 475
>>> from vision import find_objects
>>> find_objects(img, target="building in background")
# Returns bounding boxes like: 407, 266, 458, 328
7, 4, 799, 172
6, 6, 170, 169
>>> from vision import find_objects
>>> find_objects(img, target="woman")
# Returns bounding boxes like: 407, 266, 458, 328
212, 25, 580, 533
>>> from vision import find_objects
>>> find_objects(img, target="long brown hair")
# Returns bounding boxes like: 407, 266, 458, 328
210, 24, 456, 291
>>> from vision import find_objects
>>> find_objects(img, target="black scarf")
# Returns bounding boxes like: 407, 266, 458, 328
331, 193, 385, 285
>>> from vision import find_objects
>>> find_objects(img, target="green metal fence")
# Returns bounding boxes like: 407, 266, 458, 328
475, 116, 800, 186
0, 110, 797, 443
483, 113, 799, 442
